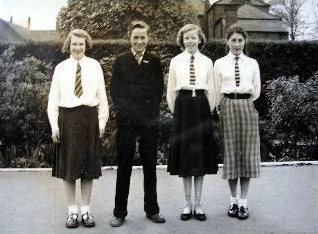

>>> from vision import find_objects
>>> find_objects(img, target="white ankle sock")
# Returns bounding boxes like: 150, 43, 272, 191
239, 199, 247, 208
81, 205, 90, 215
230, 196, 239, 205
68, 205, 78, 215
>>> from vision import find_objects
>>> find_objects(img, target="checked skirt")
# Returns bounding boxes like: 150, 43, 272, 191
220, 97, 261, 179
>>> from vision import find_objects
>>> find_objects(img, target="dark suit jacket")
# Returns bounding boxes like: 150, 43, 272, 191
111, 50, 164, 127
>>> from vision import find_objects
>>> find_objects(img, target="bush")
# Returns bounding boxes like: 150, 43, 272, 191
0, 46, 53, 167
264, 74, 318, 161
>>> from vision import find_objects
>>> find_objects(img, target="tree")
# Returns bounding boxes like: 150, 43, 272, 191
269, 0, 305, 40
312, 0, 318, 40
56, 0, 199, 42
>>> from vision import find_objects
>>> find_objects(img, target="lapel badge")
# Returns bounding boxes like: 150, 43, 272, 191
143, 60, 149, 63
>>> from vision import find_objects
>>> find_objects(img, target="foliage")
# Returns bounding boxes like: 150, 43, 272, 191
56, 0, 199, 42
0, 46, 53, 167
264, 74, 318, 160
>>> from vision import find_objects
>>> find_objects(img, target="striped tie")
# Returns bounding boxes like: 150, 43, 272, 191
190, 55, 195, 85
74, 62, 83, 97
234, 56, 240, 87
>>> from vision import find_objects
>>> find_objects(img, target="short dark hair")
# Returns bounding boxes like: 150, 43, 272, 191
127, 20, 150, 39
226, 25, 248, 54
61, 29, 93, 53
176, 24, 206, 51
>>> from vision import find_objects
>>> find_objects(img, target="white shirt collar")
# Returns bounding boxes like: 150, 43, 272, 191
228, 52, 246, 61
184, 50, 201, 60
69, 55, 86, 64
131, 48, 145, 56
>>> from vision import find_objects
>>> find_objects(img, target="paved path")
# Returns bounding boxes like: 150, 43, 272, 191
0, 165, 317, 234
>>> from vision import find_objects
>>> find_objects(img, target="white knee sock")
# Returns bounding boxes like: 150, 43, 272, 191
194, 176, 203, 205
183, 177, 192, 205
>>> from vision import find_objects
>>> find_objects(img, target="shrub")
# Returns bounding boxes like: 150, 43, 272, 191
264, 74, 318, 161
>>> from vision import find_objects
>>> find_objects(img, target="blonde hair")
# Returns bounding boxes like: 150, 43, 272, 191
176, 24, 206, 51
61, 29, 93, 53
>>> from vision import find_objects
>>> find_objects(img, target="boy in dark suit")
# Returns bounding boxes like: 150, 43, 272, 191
110, 20, 165, 227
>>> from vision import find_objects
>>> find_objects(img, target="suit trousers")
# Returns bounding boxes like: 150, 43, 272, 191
113, 125, 160, 218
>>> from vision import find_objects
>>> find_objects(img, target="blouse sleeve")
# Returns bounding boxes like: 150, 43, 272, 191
47, 65, 60, 133
206, 60, 216, 113
166, 59, 177, 113
251, 59, 261, 101
213, 60, 223, 109
96, 62, 109, 130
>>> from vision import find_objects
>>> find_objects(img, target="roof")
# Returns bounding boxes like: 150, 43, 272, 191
0, 18, 63, 44
214, 0, 269, 6
232, 19, 289, 32
0, 18, 28, 44
237, 4, 277, 19
30, 30, 63, 42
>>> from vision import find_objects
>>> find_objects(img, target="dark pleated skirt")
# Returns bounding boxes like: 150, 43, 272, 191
167, 90, 218, 177
52, 105, 102, 181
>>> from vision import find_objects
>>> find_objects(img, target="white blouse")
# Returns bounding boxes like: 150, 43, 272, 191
214, 52, 261, 105
47, 56, 109, 132
166, 50, 217, 113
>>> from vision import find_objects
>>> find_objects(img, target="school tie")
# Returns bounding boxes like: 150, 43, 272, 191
234, 56, 240, 87
190, 55, 195, 85
135, 52, 142, 65
190, 55, 196, 97
74, 62, 83, 97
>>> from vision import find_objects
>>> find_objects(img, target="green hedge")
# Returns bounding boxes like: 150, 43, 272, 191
1, 40, 318, 81
1, 39, 318, 116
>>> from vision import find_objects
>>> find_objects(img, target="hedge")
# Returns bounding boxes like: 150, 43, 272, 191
1, 39, 318, 115
0, 40, 317, 167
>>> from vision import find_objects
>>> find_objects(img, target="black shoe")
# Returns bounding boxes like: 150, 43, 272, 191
228, 204, 239, 217
237, 206, 249, 220
82, 212, 95, 227
180, 208, 192, 221
146, 213, 166, 223
110, 217, 125, 227
193, 211, 207, 221
66, 213, 78, 228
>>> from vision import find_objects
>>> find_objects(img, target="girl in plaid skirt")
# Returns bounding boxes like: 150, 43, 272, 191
214, 26, 261, 220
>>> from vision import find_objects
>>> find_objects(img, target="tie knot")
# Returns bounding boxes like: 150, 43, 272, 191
235, 56, 239, 61
135, 52, 142, 59
76, 62, 81, 72
190, 55, 194, 61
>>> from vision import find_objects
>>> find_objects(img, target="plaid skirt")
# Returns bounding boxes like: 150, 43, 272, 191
220, 97, 261, 179
52, 105, 102, 181
167, 90, 218, 177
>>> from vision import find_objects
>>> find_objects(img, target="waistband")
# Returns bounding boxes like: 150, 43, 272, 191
179, 89, 206, 94
224, 93, 251, 99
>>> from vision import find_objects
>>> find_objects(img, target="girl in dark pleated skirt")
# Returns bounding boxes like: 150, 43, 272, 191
166, 24, 219, 221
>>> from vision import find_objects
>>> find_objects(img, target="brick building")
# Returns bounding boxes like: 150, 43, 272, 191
205, 0, 289, 40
